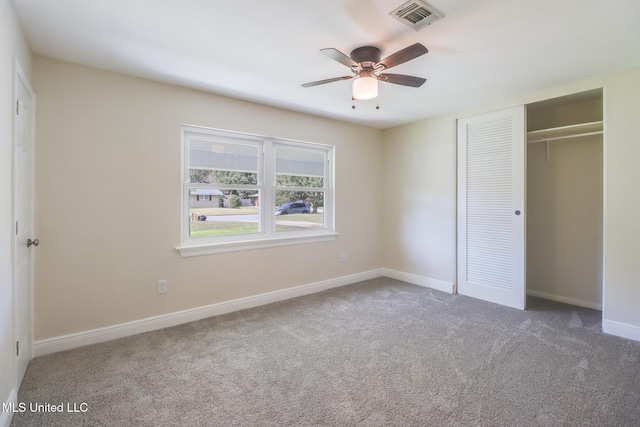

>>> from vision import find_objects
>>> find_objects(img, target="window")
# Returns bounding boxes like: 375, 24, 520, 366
177, 125, 336, 256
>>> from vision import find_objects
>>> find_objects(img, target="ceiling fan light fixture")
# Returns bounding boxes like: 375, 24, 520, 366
352, 74, 378, 100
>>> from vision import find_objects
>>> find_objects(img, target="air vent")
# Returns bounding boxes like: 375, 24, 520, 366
390, 0, 444, 31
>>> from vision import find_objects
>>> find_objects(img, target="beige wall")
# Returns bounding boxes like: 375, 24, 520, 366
33, 57, 383, 340
526, 92, 603, 131
603, 68, 640, 328
383, 67, 640, 338
1, 0, 32, 412
381, 116, 457, 285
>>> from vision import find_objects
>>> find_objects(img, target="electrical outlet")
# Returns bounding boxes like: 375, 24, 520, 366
157, 280, 167, 294
340, 252, 347, 263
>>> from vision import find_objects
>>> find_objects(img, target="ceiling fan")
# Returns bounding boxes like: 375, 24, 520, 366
302, 43, 428, 102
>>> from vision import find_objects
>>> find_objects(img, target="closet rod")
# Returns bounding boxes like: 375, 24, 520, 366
528, 130, 603, 143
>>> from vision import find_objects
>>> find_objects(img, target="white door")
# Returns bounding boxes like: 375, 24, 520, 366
14, 64, 35, 385
457, 106, 526, 309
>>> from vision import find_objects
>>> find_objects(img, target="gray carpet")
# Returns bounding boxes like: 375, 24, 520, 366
11, 277, 640, 426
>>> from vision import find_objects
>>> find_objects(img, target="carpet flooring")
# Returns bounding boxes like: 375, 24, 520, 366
11, 277, 640, 426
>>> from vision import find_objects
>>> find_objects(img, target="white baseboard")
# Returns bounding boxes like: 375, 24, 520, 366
526, 289, 602, 310
603, 319, 640, 343
30, 269, 640, 357
34, 269, 384, 357
382, 268, 454, 294
0, 388, 17, 427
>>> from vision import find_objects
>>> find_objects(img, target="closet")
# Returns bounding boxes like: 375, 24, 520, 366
457, 89, 603, 311
526, 89, 603, 309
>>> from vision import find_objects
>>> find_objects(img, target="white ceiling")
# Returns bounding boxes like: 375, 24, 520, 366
11, 0, 640, 129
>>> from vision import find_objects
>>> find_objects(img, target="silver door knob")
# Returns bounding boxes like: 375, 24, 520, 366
27, 238, 39, 247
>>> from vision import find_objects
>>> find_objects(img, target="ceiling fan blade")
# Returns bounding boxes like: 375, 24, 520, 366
378, 43, 428, 70
378, 73, 426, 87
320, 48, 358, 68
302, 75, 354, 87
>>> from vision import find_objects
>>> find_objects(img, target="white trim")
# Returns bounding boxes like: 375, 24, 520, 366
526, 289, 602, 311
382, 268, 454, 294
0, 388, 17, 427
601, 85, 608, 335
603, 319, 640, 343
452, 117, 459, 295
14, 60, 34, 96
177, 232, 338, 257
33, 269, 383, 357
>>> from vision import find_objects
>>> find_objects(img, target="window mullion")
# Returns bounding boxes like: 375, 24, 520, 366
262, 139, 275, 235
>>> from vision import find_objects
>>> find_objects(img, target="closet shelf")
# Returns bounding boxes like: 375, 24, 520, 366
527, 121, 603, 143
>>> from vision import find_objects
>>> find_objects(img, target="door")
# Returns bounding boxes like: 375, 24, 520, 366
457, 106, 526, 309
14, 64, 35, 385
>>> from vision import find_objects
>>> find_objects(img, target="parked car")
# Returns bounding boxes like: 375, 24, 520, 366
275, 201, 310, 215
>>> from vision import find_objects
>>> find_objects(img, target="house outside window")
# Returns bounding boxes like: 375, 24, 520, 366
192, 189, 221, 206
177, 125, 336, 256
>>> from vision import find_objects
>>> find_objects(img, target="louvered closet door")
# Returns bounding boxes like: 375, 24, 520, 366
457, 106, 526, 310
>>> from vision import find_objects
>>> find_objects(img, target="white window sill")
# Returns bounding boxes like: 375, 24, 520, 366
176, 232, 339, 257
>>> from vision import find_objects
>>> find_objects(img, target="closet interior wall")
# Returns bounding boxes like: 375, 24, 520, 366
526, 89, 604, 309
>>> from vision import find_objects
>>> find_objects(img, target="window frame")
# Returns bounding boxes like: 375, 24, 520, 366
177, 125, 337, 257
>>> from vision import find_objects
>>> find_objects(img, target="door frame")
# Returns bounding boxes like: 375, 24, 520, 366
12, 58, 36, 387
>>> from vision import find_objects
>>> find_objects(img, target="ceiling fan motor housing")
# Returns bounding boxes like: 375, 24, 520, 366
350, 46, 381, 65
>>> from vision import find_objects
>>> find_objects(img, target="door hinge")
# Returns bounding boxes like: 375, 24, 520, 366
16, 221, 19, 236
16, 341, 20, 357
16, 99, 19, 115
